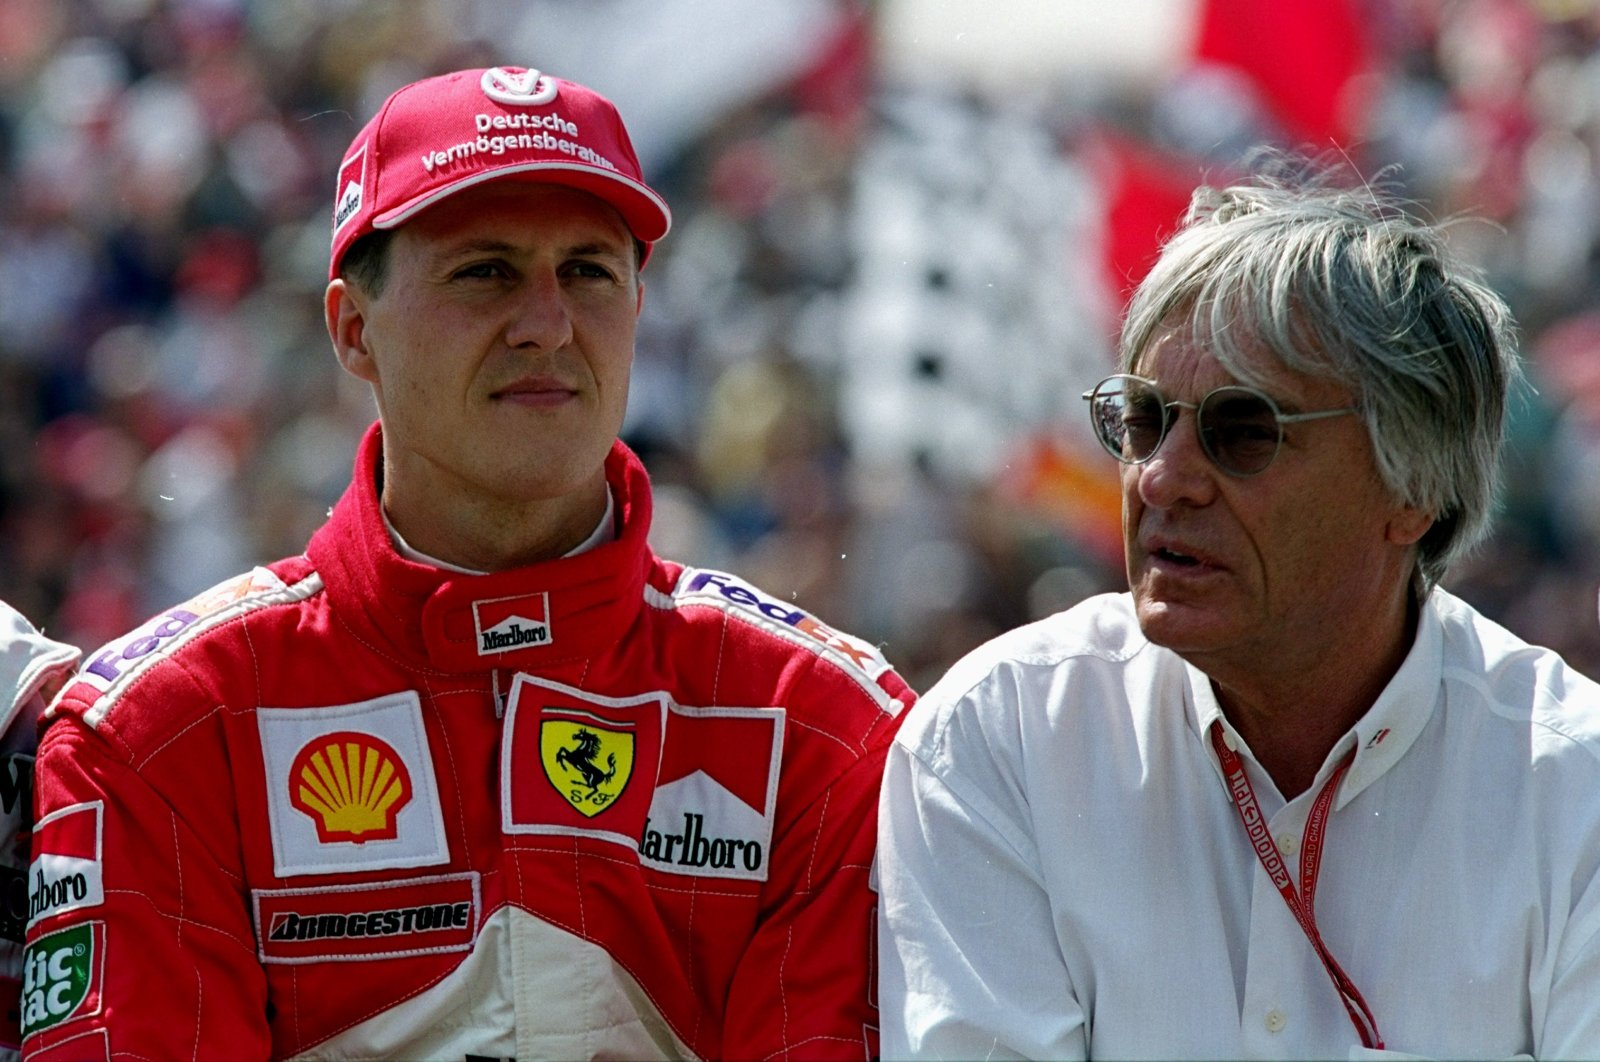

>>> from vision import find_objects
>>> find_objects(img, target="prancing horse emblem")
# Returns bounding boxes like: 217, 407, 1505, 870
557, 729, 615, 792
539, 712, 635, 818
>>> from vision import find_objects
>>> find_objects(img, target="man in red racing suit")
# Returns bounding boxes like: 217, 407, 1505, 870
23, 64, 913, 1060
26, 427, 910, 1060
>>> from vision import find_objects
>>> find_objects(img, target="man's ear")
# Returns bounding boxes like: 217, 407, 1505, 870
326, 279, 379, 384
1385, 505, 1434, 547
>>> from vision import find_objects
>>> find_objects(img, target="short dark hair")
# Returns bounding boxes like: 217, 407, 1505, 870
339, 230, 395, 296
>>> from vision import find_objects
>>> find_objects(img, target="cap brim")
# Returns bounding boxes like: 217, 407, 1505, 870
371, 162, 671, 244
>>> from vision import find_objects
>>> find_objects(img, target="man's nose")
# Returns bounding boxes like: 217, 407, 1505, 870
505, 270, 574, 351
1134, 409, 1218, 509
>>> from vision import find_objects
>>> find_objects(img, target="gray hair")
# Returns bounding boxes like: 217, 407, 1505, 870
1118, 163, 1521, 588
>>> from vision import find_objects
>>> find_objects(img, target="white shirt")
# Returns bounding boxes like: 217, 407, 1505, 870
877, 589, 1600, 1060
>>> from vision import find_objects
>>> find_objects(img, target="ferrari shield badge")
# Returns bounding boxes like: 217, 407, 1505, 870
540, 711, 636, 817
501, 675, 665, 846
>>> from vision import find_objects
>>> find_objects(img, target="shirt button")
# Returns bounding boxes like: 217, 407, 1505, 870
1265, 1009, 1287, 1033
1278, 833, 1299, 856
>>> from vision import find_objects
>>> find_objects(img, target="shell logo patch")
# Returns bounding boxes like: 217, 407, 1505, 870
502, 674, 665, 850
258, 693, 449, 878
289, 732, 412, 844
540, 713, 635, 818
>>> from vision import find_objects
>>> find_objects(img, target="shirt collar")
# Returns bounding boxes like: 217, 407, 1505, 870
1336, 591, 1443, 805
1185, 592, 1445, 808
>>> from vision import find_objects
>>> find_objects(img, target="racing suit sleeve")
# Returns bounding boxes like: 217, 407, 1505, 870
722, 737, 894, 1061
875, 739, 1089, 1061
22, 717, 271, 1061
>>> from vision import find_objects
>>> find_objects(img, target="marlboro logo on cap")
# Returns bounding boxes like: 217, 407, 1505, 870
328, 65, 671, 279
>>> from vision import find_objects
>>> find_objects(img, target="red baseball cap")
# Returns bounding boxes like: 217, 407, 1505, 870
328, 66, 672, 279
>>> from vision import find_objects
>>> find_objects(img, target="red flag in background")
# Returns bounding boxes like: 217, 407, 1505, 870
788, 1, 873, 134
1087, 130, 1211, 308
1193, 0, 1373, 147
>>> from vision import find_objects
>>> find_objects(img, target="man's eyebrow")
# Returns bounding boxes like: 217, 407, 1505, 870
427, 238, 517, 263
433, 238, 630, 259
566, 240, 631, 258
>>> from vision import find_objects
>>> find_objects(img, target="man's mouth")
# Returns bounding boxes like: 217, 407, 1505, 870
1154, 546, 1201, 567
491, 376, 575, 404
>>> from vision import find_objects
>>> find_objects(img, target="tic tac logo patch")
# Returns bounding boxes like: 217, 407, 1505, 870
333, 144, 366, 235
288, 732, 412, 844
20, 921, 104, 1041
258, 694, 449, 877
473, 592, 552, 656
639, 706, 784, 882
502, 675, 665, 850
253, 872, 479, 964
479, 67, 559, 107
27, 804, 103, 927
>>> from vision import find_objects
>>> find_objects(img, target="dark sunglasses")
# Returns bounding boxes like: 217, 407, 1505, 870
1082, 374, 1357, 477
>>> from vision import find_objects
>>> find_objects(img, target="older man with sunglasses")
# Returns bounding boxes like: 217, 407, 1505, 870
876, 165, 1600, 1059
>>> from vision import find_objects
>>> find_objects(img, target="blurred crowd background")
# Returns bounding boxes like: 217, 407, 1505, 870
2, 0, 1599, 691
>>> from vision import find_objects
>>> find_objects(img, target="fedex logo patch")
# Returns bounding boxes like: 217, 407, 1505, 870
333, 145, 366, 235
80, 568, 288, 690
673, 568, 893, 683
640, 705, 783, 882
473, 593, 552, 656
28, 804, 103, 927
70, 568, 319, 728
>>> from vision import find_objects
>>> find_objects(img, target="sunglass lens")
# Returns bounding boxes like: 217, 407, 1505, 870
1091, 378, 1164, 463
1200, 390, 1281, 475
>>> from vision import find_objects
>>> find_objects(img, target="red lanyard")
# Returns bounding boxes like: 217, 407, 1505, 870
1209, 722, 1384, 1050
